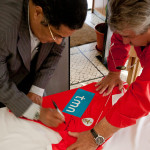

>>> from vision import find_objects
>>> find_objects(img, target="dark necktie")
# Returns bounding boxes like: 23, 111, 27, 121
17, 43, 42, 94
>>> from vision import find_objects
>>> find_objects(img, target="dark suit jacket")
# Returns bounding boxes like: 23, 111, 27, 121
0, 0, 65, 116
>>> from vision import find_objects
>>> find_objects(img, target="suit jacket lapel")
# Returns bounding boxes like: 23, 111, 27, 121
36, 43, 53, 70
17, 0, 31, 71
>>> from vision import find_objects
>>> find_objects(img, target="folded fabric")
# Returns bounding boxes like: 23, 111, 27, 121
0, 107, 62, 150
21, 82, 128, 149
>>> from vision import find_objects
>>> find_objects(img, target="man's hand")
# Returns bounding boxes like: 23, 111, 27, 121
27, 92, 42, 106
67, 131, 98, 150
95, 71, 123, 96
39, 107, 65, 127
67, 118, 120, 150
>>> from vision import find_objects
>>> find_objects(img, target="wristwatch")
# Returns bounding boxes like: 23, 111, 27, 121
90, 128, 105, 146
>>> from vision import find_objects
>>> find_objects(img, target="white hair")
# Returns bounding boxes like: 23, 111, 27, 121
108, 0, 150, 35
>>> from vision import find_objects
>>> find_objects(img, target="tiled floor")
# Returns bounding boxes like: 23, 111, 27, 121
70, 11, 128, 89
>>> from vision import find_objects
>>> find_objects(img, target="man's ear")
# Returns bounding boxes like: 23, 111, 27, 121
33, 6, 44, 21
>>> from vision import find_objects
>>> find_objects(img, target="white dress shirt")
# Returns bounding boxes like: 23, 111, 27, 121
23, 6, 45, 120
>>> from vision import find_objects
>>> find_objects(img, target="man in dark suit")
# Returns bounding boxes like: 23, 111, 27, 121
0, 0, 87, 127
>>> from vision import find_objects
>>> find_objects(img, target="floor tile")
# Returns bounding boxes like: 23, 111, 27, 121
70, 53, 103, 85
81, 49, 109, 76
70, 47, 80, 55
85, 11, 104, 28
77, 42, 97, 52
70, 77, 103, 90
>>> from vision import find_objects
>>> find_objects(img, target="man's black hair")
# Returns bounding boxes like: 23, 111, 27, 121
32, 0, 88, 29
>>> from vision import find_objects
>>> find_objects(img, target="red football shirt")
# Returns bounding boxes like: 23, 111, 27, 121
19, 82, 127, 149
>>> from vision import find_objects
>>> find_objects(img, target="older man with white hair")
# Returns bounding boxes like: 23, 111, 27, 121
67, 0, 150, 149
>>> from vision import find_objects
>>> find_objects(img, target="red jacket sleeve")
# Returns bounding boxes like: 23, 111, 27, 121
106, 50, 150, 128
107, 33, 130, 72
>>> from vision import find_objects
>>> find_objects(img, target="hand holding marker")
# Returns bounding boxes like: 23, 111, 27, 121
52, 100, 66, 124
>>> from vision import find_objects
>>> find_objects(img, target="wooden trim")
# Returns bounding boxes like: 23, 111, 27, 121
92, 0, 95, 13
126, 47, 142, 85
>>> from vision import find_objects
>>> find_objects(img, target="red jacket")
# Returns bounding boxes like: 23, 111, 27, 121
106, 33, 150, 128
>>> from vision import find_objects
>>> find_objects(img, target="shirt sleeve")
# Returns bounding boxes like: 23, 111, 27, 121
106, 52, 150, 128
107, 33, 130, 72
29, 85, 44, 97
23, 103, 41, 120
